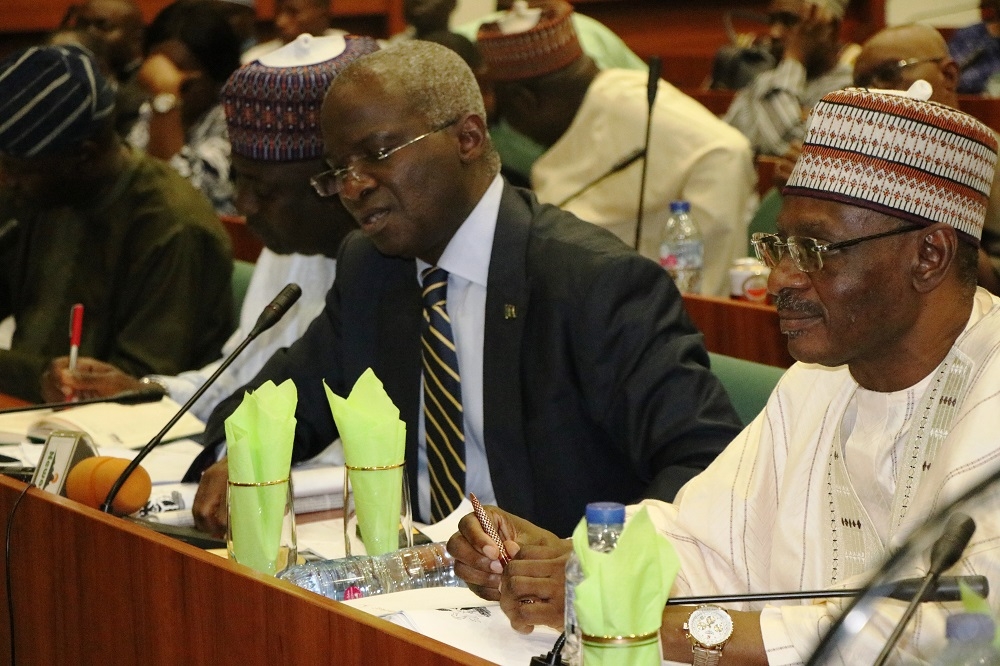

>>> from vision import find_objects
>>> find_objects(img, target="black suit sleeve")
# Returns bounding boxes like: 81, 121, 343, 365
573, 252, 742, 501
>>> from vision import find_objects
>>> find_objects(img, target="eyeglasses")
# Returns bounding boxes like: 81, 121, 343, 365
310, 120, 457, 197
853, 57, 945, 89
751, 225, 924, 273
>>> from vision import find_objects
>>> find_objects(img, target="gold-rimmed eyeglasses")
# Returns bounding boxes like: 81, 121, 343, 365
751, 225, 924, 273
310, 120, 457, 198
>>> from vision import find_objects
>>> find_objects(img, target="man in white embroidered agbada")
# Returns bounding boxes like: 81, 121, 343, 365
447, 82, 1000, 665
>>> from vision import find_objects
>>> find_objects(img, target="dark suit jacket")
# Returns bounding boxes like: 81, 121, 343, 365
199, 183, 741, 536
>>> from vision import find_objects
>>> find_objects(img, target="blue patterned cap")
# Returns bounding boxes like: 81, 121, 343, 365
0, 45, 115, 158
222, 34, 380, 162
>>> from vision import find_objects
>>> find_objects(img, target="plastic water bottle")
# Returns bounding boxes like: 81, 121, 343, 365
930, 613, 1000, 665
277, 542, 464, 600
659, 200, 704, 294
563, 502, 626, 666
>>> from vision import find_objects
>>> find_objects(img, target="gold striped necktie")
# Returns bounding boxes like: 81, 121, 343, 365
421, 266, 466, 521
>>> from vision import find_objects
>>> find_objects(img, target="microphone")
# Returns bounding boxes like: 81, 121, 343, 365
872, 512, 976, 666
0, 387, 165, 415
65, 456, 152, 516
662, 574, 989, 606
249, 283, 302, 338
633, 55, 662, 251
556, 148, 646, 207
99, 283, 303, 514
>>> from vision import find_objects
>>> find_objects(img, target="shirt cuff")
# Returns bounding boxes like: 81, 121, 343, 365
759, 604, 826, 665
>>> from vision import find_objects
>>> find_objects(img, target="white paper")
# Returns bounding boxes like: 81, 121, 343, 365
352, 589, 561, 666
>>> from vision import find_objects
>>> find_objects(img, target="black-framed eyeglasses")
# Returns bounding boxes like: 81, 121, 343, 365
853, 57, 945, 89
751, 224, 924, 273
310, 120, 457, 198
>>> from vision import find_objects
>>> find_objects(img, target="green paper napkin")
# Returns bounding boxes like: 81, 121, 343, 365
574, 507, 679, 666
325, 369, 407, 556
226, 379, 297, 575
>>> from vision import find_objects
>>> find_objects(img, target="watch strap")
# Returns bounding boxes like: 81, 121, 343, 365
692, 645, 723, 666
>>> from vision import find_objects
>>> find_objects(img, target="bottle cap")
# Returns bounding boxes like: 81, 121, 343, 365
945, 612, 996, 642
585, 502, 626, 525
669, 200, 690, 214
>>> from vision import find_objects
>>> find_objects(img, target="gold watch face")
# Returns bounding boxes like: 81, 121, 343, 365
689, 606, 733, 647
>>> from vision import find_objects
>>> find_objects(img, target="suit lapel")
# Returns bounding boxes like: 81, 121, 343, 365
374, 263, 423, 497
483, 184, 534, 520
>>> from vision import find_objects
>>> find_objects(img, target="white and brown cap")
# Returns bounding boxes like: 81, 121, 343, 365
476, 0, 582, 82
784, 82, 998, 244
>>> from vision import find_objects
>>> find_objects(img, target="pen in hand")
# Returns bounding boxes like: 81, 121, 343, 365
469, 492, 511, 567
67, 303, 84, 402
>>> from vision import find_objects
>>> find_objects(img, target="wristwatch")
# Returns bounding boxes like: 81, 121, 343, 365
150, 92, 178, 114
684, 605, 733, 666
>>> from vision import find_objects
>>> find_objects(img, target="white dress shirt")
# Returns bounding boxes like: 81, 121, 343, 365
414, 174, 504, 523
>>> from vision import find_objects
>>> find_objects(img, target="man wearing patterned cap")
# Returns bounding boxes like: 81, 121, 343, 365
0, 45, 233, 403
477, 0, 755, 298
44, 35, 379, 435
450, 83, 1000, 664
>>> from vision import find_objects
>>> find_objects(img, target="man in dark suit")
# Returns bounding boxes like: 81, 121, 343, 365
191, 40, 741, 537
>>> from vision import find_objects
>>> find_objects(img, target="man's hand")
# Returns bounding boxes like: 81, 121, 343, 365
135, 52, 186, 96
40, 356, 143, 403
447, 506, 571, 633
782, 2, 837, 67
192, 458, 229, 537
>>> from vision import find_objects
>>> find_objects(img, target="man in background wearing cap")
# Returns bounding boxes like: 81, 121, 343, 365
190, 39, 743, 538
478, 0, 755, 297
725, 0, 855, 158
852, 23, 1000, 295
454, 0, 645, 185
42, 35, 380, 422
451, 84, 1000, 662
0, 45, 233, 403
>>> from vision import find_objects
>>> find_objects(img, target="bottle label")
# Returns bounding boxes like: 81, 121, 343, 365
343, 585, 364, 600
659, 240, 704, 270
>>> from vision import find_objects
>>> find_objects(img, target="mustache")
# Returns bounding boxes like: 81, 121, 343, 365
773, 290, 824, 317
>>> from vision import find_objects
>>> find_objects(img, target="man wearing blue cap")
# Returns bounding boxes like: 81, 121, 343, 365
0, 45, 234, 403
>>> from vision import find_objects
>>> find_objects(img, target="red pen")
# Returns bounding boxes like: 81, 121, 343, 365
68, 303, 84, 401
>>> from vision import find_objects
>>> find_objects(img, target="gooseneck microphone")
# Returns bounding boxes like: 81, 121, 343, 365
556, 148, 646, 208
99, 283, 303, 514
633, 55, 661, 252
872, 512, 977, 666
0, 387, 166, 415
663, 574, 988, 606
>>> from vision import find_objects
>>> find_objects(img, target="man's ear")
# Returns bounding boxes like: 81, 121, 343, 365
456, 113, 488, 162
912, 223, 958, 294
940, 58, 960, 95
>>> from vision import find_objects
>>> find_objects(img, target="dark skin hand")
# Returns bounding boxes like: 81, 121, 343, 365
448, 506, 769, 663
447, 505, 572, 632
192, 457, 229, 536
40, 356, 143, 403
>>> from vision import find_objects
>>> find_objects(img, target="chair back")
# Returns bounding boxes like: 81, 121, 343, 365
708, 352, 785, 426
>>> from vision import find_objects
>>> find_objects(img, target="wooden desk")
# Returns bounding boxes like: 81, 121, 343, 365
0, 476, 491, 665
682, 294, 793, 368
0, 393, 28, 410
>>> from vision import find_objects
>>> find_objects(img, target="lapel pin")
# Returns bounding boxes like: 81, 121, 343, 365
504, 304, 517, 320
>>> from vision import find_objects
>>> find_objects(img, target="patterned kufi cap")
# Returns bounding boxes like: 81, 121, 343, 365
784, 83, 998, 244
0, 45, 115, 158
222, 34, 380, 162
477, 0, 583, 82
